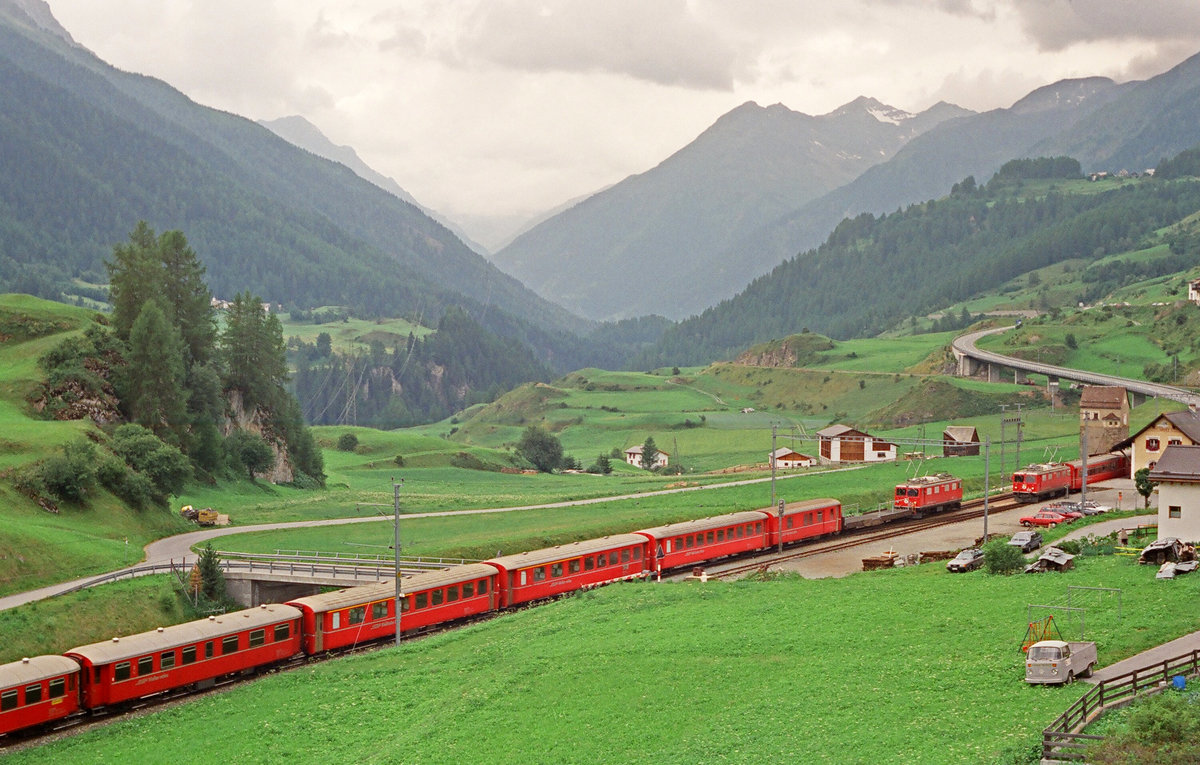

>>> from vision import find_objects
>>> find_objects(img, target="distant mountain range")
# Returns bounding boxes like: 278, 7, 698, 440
257, 115, 491, 256
0, 0, 597, 371
494, 52, 1200, 323
492, 97, 973, 320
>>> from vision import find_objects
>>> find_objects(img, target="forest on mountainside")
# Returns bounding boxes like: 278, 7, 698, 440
634, 154, 1200, 368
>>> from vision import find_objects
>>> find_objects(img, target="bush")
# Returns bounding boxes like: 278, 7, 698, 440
96, 455, 158, 509
983, 539, 1026, 574
337, 432, 359, 452
1088, 690, 1200, 763
39, 440, 98, 503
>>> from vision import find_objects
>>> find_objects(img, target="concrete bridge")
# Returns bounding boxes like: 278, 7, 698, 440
951, 326, 1200, 409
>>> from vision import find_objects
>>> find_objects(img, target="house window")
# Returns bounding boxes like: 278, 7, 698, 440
1169, 439, 1183, 446
1169, 506, 1182, 519
1146, 438, 1161, 451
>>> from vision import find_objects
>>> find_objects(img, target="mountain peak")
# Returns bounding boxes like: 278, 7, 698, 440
1010, 77, 1116, 115
826, 96, 913, 125
0, 0, 79, 49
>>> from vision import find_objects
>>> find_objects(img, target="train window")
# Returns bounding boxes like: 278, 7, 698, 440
632, 547, 641, 560
584, 556, 595, 570
551, 563, 563, 577
685, 536, 693, 549
93, 667, 101, 684
206, 642, 214, 659
275, 623, 291, 641
400, 597, 410, 613
161, 651, 176, 670
372, 602, 389, 620
432, 590, 444, 607
706, 532, 715, 544
716, 529, 724, 542
569, 559, 580, 574
462, 581, 475, 598
49, 677, 66, 698
478, 579, 488, 594
1, 690, 16, 711
249, 629, 266, 648
621, 549, 631, 563
533, 567, 546, 582
182, 646, 197, 665
786, 517, 794, 529
519, 571, 527, 586
137, 656, 153, 676
674, 537, 682, 550
416, 592, 428, 609
349, 607, 366, 625
223, 635, 239, 654
447, 586, 459, 603
596, 554, 607, 568
24, 684, 41, 705
755, 523, 763, 534
895, 487, 905, 496
735, 526, 743, 539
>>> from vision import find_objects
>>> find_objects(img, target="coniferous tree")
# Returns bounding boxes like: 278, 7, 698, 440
107, 221, 165, 342
123, 302, 188, 443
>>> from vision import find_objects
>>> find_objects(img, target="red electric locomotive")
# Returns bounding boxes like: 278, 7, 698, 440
635, 511, 768, 574
1066, 451, 1129, 490
1012, 463, 1071, 503
288, 564, 498, 653
64, 604, 302, 708
0, 656, 80, 736
767, 497, 842, 545
485, 534, 650, 608
892, 474, 962, 517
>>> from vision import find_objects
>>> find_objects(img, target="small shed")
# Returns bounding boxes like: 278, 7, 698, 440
1025, 547, 1075, 573
942, 426, 980, 457
769, 447, 815, 469
1137, 537, 1196, 566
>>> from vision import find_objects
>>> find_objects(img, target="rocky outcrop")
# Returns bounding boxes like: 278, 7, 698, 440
224, 389, 294, 483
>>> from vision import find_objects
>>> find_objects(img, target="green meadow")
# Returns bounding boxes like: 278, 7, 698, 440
10, 554, 1196, 765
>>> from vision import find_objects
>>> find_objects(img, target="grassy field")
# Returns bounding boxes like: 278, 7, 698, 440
11, 554, 1198, 765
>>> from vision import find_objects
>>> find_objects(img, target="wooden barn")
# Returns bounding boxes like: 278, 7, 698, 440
942, 426, 980, 457
816, 424, 896, 464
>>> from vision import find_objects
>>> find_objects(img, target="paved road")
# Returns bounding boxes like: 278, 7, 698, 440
0, 464, 867, 611
953, 326, 1200, 407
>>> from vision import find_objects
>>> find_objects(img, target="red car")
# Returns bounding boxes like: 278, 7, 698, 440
1020, 511, 1070, 528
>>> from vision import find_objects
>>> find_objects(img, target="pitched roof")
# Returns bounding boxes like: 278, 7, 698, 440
1163, 410, 1200, 443
771, 447, 810, 459
1149, 445, 1200, 482
1080, 385, 1127, 409
942, 426, 978, 443
816, 424, 857, 438
625, 445, 668, 456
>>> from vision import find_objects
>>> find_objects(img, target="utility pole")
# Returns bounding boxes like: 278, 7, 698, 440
770, 423, 781, 553
983, 437, 990, 542
393, 478, 404, 647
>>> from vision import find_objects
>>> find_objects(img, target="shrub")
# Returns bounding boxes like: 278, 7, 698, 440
39, 440, 98, 503
393, 455, 405, 467
983, 539, 1026, 574
337, 432, 359, 452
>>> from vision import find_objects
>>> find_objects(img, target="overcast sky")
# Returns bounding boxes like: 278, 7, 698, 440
44, 1, 1200, 245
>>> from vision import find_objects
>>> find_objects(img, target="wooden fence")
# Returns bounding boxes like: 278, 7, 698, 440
1042, 648, 1200, 761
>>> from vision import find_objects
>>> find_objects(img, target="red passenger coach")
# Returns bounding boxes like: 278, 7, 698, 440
1066, 452, 1129, 490
64, 604, 302, 708
635, 511, 769, 574
486, 534, 650, 608
0, 656, 80, 736
288, 564, 498, 653
1012, 463, 1071, 503
893, 473, 962, 517
765, 498, 842, 546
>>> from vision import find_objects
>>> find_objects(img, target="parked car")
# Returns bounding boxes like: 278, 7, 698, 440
946, 548, 985, 572
1026, 640, 1097, 684
1048, 499, 1110, 516
1009, 530, 1043, 553
1020, 511, 1070, 528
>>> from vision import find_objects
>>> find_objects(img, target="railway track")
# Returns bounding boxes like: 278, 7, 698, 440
703, 494, 1019, 580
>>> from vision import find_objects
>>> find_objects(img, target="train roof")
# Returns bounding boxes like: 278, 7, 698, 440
897, 473, 957, 486
636, 511, 769, 538
64, 604, 301, 665
776, 497, 840, 515
486, 534, 647, 570
287, 564, 498, 613
0, 655, 79, 686
1015, 463, 1068, 473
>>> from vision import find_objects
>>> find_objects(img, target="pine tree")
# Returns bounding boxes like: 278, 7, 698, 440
106, 221, 165, 342
123, 302, 188, 443
641, 436, 659, 470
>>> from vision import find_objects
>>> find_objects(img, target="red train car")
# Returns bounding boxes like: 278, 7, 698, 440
765, 498, 842, 546
0, 655, 80, 736
1012, 463, 1071, 503
893, 473, 962, 517
1066, 452, 1129, 490
287, 564, 499, 653
485, 534, 650, 608
64, 604, 302, 708
635, 511, 769, 574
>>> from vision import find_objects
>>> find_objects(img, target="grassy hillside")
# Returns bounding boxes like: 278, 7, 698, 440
0, 296, 188, 595
11, 555, 1197, 764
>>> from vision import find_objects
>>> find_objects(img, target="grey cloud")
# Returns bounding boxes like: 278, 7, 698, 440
459, 0, 736, 90
1013, 0, 1200, 51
